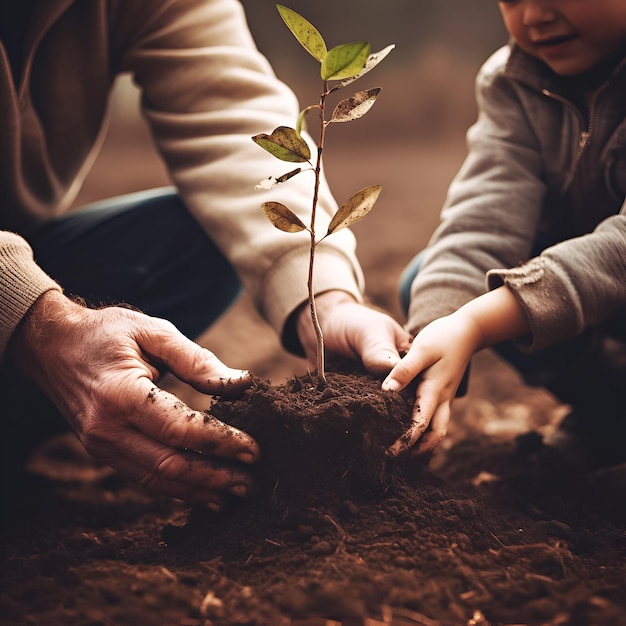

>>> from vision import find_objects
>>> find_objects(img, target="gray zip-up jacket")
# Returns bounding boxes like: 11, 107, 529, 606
407, 43, 626, 353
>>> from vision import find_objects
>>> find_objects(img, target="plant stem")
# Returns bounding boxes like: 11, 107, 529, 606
308, 83, 330, 385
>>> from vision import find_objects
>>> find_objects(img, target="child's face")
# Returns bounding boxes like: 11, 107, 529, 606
498, 0, 626, 75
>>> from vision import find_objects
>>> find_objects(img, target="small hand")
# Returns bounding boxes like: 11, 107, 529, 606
7, 291, 260, 509
383, 286, 531, 456
383, 314, 480, 456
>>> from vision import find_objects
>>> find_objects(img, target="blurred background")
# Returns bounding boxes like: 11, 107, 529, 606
73, 0, 512, 384
242, 1, 508, 141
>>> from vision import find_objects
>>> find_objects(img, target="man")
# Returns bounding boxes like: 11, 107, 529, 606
1, 0, 410, 510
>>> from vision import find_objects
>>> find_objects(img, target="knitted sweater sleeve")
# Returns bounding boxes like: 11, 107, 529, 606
0, 231, 62, 362
488, 209, 626, 352
109, 0, 365, 347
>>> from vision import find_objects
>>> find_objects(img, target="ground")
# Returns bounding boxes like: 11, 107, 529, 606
1, 80, 625, 626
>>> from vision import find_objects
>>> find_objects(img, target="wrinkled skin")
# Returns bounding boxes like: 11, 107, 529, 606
7, 291, 258, 509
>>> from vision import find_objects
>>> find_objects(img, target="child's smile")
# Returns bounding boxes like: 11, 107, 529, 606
498, 0, 626, 76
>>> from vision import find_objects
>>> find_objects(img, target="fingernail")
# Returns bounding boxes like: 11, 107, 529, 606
222, 369, 250, 381
385, 444, 399, 458
230, 484, 248, 497
237, 451, 256, 464
382, 378, 401, 391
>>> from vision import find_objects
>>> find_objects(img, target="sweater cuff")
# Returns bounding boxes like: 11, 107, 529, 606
0, 232, 63, 362
487, 256, 583, 353
257, 246, 364, 354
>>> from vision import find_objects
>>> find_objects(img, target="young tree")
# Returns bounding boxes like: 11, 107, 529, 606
253, 5, 394, 384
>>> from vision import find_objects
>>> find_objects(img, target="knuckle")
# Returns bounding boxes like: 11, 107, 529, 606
144, 452, 186, 490
192, 347, 217, 373
395, 361, 416, 381
80, 428, 117, 464
160, 417, 192, 449
155, 452, 180, 477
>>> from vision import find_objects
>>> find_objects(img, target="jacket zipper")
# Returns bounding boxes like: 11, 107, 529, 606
541, 84, 605, 191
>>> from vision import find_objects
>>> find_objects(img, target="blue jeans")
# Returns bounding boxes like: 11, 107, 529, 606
28, 187, 241, 338
2, 188, 242, 476
399, 250, 626, 408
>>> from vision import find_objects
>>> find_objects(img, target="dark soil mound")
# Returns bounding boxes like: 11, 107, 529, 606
209, 369, 418, 500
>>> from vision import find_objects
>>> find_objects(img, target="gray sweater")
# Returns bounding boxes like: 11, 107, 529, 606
407, 43, 626, 353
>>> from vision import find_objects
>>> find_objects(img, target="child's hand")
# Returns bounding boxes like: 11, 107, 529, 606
383, 313, 481, 456
382, 285, 531, 456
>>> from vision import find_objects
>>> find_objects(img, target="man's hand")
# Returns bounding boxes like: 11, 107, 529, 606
6, 291, 260, 509
296, 291, 412, 377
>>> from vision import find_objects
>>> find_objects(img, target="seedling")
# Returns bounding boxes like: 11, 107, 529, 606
252, 5, 394, 384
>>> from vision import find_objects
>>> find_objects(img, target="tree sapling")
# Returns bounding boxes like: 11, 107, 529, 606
252, 4, 394, 384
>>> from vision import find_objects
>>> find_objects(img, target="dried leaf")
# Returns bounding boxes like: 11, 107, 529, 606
327, 184, 382, 235
252, 126, 311, 163
330, 88, 381, 123
262, 202, 307, 233
275, 167, 302, 183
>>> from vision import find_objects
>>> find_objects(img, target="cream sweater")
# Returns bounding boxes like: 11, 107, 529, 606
0, 0, 365, 360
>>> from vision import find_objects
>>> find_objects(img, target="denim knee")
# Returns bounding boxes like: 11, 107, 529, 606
29, 187, 241, 339
399, 251, 425, 316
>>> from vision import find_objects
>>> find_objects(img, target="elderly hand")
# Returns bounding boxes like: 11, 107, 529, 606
7, 290, 260, 509
296, 290, 413, 377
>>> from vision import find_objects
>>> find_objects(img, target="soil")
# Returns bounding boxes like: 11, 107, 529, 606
2, 361, 625, 626
2, 81, 626, 626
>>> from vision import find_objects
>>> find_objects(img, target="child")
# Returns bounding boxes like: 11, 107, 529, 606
383, 0, 626, 467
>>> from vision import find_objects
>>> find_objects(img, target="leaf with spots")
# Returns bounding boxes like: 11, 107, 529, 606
330, 88, 381, 123
276, 5, 327, 62
327, 185, 382, 235
252, 127, 311, 163
262, 202, 307, 233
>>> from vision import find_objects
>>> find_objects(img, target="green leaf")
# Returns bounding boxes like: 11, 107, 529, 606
330, 88, 381, 123
296, 105, 317, 137
252, 126, 311, 163
262, 202, 307, 233
276, 5, 327, 62
327, 184, 382, 235
321, 42, 370, 81
333, 44, 395, 90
